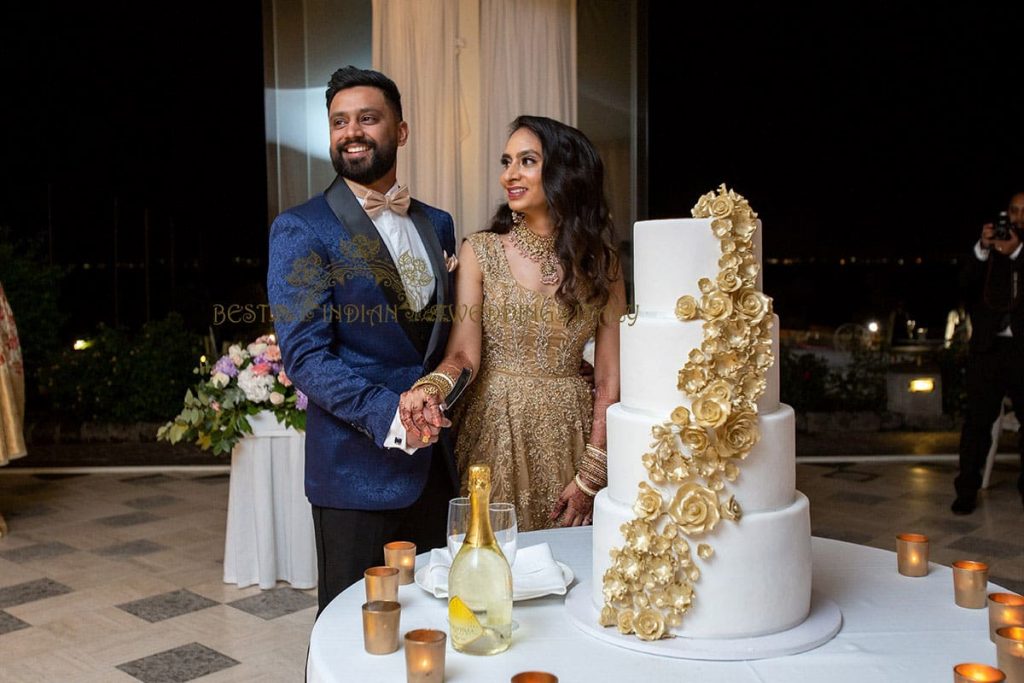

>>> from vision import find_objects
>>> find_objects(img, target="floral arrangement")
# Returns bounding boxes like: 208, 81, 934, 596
157, 334, 307, 455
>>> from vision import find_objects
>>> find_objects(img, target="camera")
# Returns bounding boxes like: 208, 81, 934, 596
993, 211, 1014, 241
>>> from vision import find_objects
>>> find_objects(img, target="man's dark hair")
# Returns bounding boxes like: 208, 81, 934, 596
325, 66, 403, 120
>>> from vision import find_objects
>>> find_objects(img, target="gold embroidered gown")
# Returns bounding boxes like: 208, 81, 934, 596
454, 232, 598, 531
0, 282, 26, 466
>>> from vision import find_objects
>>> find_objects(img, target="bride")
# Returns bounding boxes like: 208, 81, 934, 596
399, 115, 625, 531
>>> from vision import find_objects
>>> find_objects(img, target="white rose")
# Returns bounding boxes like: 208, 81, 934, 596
269, 391, 285, 405
211, 372, 231, 388
228, 344, 247, 367
247, 342, 268, 357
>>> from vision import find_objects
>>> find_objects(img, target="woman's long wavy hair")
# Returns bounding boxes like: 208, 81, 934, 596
486, 115, 619, 318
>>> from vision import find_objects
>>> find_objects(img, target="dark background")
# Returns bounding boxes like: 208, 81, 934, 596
648, 3, 1024, 331
2, 2, 1022, 338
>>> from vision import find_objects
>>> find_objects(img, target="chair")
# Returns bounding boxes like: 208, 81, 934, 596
982, 398, 1018, 489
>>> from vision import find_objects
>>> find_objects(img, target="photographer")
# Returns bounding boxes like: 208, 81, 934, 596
953, 192, 1024, 514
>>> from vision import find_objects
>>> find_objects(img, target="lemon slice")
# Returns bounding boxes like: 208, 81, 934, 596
448, 596, 484, 644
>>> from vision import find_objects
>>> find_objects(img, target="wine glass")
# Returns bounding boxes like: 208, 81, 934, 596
446, 497, 518, 566
489, 502, 517, 567
446, 497, 470, 558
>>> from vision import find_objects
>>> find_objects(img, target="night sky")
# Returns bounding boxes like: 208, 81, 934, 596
2, 2, 1023, 334
648, 3, 1024, 258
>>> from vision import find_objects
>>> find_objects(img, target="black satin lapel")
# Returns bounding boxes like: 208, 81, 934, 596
409, 205, 449, 362
322, 176, 425, 354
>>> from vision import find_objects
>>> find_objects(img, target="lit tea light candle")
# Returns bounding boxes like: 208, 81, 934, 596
511, 673, 559, 683
989, 594, 1024, 643
954, 663, 1007, 682
995, 626, 1024, 683
365, 566, 400, 603
361, 600, 401, 655
384, 541, 417, 585
405, 629, 446, 683
953, 561, 990, 609
896, 533, 929, 577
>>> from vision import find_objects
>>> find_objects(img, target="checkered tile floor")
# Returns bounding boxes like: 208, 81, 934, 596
0, 461, 1021, 682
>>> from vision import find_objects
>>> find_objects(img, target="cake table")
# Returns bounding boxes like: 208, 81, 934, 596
307, 527, 1005, 682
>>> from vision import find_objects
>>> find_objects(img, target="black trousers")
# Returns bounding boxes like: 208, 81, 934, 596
955, 337, 1024, 497
311, 450, 454, 617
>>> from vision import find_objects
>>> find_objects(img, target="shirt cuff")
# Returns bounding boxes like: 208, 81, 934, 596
385, 407, 418, 454
1010, 243, 1023, 260
974, 241, 991, 261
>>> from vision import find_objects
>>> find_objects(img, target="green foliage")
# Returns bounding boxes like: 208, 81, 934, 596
780, 346, 887, 412
826, 347, 887, 411
38, 313, 201, 423
779, 347, 832, 411
0, 232, 65, 374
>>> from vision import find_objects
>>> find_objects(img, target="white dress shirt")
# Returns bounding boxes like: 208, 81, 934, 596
348, 180, 436, 453
352, 181, 435, 312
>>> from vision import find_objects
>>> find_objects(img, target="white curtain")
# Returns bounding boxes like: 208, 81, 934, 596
372, 0, 462, 230
479, 0, 577, 226
373, 0, 577, 239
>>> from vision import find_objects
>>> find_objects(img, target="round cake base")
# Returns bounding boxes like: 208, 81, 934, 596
565, 580, 842, 661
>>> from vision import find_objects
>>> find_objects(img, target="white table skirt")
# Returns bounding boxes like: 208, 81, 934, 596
308, 527, 1007, 682
222, 411, 316, 590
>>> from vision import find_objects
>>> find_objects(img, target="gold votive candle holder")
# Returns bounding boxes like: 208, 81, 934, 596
953, 560, 990, 609
990, 594, 1024, 642
954, 663, 1007, 682
511, 673, 559, 683
361, 600, 401, 654
896, 533, 929, 577
384, 541, 417, 585
404, 629, 446, 683
995, 626, 1024, 683
365, 566, 400, 603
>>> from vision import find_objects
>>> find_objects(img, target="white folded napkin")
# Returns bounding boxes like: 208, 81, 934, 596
420, 542, 568, 599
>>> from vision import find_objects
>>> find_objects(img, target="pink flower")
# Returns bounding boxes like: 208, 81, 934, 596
265, 345, 282, 362
211, 401, 221, 412
278, 370, 292, 387
252, 362, 272, 376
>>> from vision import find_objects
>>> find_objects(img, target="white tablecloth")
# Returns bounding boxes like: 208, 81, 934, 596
222, 411, 316, 589
308, 527, 1007, 682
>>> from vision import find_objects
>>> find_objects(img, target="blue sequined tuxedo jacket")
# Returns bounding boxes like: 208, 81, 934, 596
267, 177, 457, 510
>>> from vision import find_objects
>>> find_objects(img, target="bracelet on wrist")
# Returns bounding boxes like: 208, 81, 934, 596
412, 373, 451, 398
575, 473, 599, 497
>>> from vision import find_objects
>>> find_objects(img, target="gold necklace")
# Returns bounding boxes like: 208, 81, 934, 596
510, 212, 560, 285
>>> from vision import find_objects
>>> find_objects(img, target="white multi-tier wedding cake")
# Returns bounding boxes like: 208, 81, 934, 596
591, 187, 812, 641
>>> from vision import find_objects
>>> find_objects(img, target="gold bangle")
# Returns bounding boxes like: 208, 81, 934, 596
575, 473, 599, 497
429, 372, 456, 394
412, 376, 447, 398
585, 443, 607, 458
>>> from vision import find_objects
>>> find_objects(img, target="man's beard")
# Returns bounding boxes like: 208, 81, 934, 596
330, 136, 398, 185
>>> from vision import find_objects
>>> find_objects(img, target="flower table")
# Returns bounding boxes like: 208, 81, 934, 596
223, 411, 315, 589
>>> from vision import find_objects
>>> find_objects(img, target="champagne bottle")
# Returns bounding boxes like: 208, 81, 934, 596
448, 464, 513, 655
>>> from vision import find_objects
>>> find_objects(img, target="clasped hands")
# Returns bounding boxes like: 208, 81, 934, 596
398, 385, 451, 448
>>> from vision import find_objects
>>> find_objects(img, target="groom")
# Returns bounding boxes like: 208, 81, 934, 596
268, 66, 457, 614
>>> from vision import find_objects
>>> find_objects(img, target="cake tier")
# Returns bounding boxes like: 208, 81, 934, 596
619, 314, 780, 415
632, 218, 763, 315
606, 403, 795, 513
592, 490, 812, 639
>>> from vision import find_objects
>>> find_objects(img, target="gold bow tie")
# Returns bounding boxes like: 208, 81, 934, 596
362, 185, 411, 218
